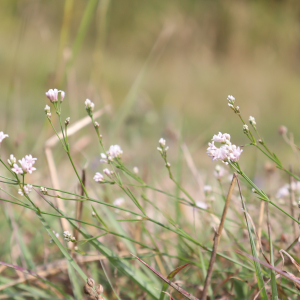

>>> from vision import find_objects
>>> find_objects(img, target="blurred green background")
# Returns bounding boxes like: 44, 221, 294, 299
1, 0, 300, 170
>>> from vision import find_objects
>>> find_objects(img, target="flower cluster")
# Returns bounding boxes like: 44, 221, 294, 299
107, 145, 123, 159
93, 172, 104, 182
11, 155, 37, 175
63, 230, 76, 242
100, 145, 123, 163
85, 99, 95, 115
157, 138, 169, 153
40, 187, 48, 194
227, 95, 240, 113
45, 89, 65, 102
249, 116, 256, 127
18, 184, 33, 196
207, 133, 243, 164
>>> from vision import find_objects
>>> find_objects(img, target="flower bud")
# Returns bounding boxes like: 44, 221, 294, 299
243, 124, 249, 134
159, 138, 166, 148
44, 105, 51, 114
227, 95, 235, 105
65, 117, 70, 125
278, 125, 287, 135
94, 121, 100, 128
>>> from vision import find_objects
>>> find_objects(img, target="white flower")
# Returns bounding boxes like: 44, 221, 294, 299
92, 211, 96, 217
103, 168, 111, 176
23, 184, 33, 195
100, 153, 108, 163
276, 184, 289, 199
243, 124, 249, 133
65, 117, 70, 125
7, 154, 16, 166
85, 99, 95, 111
204, 185, 212, 193
47, 112, 51, 118
226, 144, 243, 162
44, 105, 51, 113
214, 165, 226, 179
206, 142, 218, 160
12, 163, 23, 174
212, 132, 230, 144
18, 189, 24, 196
159, 138, 166, 148
63, 231, 75, 242
113, 197, 125, 207
227, 95, 235, 105
0, 132, 9, 144
93, 172, 104, 182
133, 167, 139, 174
207, 133, 243, 164
249, 116, 256, 126
40, 187, 47, 194
196, 201, 208, 210
107, 145, 123, 159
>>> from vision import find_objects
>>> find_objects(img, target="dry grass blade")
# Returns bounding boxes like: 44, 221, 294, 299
132, 254, 200, 300
200, 173, 237, 300
0, 249, 152, 291
236, 250, 300, 287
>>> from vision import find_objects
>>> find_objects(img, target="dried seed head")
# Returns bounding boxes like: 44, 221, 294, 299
96, 284, 104, 295
278, 125, 287, 135
87, 277, 95, 287
84, 283, 93, 295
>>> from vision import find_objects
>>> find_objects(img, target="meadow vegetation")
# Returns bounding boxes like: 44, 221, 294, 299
1, 1, 300, 299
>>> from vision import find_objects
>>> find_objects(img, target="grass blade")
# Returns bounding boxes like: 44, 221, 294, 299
236, 177, 268, 300
266, 203, 279, 300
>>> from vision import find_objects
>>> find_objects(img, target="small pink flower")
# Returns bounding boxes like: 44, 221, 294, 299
212, 132, 230, 144
107, 145, 123, 159
227, 145, 243, 162
18, 158, 36, 174
25, 155, 37, 165
93, 172, 104, 182
103, 168, 111, 176
23, 184, 33, 195
46, 89, 59, 102
0, 132, 9, 144
46, 89, 65, 102
12, 164, 23, 174
216, 146, 228, 162
207, 142, 218, 160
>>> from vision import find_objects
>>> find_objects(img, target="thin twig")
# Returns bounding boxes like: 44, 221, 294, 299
200, 173, 237, 300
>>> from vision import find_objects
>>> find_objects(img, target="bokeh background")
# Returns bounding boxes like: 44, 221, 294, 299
2, 2, 300, 298
1, 0, 300, 187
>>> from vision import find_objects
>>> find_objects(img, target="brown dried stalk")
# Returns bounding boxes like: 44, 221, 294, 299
200, 173, 237, 300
